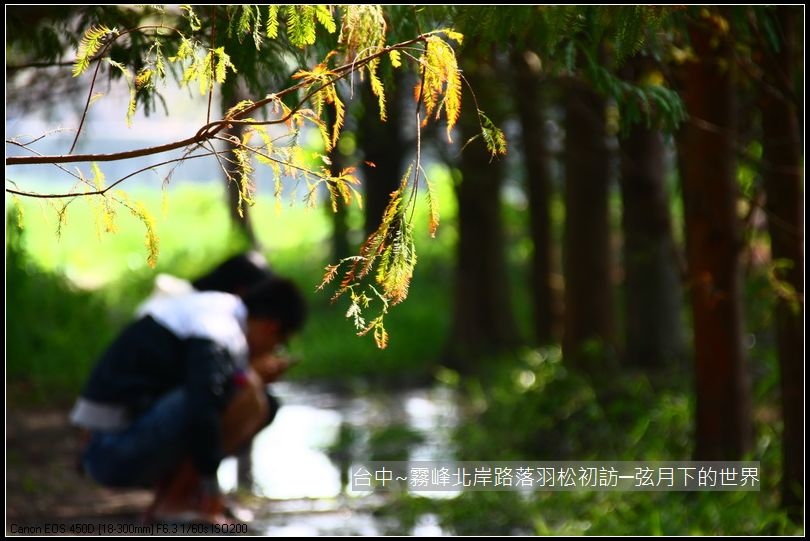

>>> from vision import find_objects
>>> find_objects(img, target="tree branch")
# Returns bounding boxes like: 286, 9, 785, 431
7, 34, 430, 169
206, 6, 216, 125
7, 135, 202, 165
68, 40, 111, 154
5, 151, 214, 199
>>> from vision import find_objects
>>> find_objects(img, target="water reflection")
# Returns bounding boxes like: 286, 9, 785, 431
218, 382, 459, 534
251, 403, 343, 499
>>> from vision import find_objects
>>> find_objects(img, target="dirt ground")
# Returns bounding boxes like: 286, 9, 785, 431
6, 404, 153, 532
6, 400, 275, 536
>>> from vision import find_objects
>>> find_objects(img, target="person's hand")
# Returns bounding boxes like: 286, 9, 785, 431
250, 352, 292, 383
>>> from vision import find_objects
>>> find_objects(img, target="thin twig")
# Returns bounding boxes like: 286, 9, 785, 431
6, 151, 215, 199
204, 139, 235, 184
405, 7, 427, 222
206, 6, 216, 125
7, 128, 75, 147
68, 41, 111, 154
407, 39, 428, 223
161, 142, 208, 189
67, 24, 182, 154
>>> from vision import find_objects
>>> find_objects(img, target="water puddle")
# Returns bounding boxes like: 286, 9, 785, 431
217, 382, 460, 535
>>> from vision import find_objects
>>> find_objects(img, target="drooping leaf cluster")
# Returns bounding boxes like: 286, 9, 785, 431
419, 33, 464, 142
318, 164, 417, 349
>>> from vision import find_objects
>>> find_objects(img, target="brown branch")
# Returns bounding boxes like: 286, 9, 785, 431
7, 135, 201, 165
6, 151, 214, 199
206, 6, 216, 125
68, 40, 111, 154
407, 38, 429, 221
6, 69, 361, 168
7, 34, 432, 169
8, 138, 85, 182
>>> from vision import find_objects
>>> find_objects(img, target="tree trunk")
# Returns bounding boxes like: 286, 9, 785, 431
759, 6, 803, 518
360, 77, 406, 239
327, 166, 351, 262
562, 81, 614, 369
620, 123, 685, 368
678, 14, 752, 460
511, 50, 557, 345
447, 53, 517, 368
221, 85, 259, 248
220, 82, 259, 486
326, 104, 351, 262
236, 448, 253, 492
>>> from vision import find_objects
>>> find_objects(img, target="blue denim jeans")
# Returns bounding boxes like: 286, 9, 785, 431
81, 388, 191, 488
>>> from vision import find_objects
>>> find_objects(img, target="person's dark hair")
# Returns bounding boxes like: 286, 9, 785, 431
241, 276, 308, 337
192, 251, 271, 294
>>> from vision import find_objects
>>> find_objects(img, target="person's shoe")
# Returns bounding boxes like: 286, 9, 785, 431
222, 499, 254, 522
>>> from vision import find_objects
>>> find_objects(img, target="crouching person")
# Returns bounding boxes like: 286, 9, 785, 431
70, 276, 306, 524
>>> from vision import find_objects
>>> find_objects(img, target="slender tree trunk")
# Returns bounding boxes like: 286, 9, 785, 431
219, 81, 259, 486
221, 85, 259, 248
237, 449, 253, 492
327, 167, 351, 262
562, 81, 614, 369
360, 77, 406, 239
620, 123, 685, 368
678, 14, 752, 459
511, 50, 557, 345
447, 53, 517, 368
759, 6, 804, 518
326, 104, 351, 262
